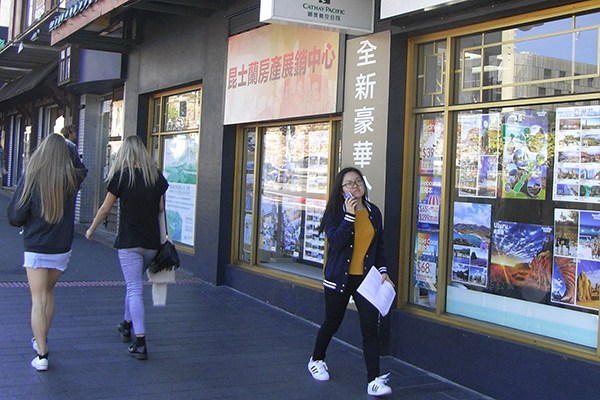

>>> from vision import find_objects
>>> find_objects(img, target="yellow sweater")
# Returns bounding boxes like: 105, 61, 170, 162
349, 209, 374, 275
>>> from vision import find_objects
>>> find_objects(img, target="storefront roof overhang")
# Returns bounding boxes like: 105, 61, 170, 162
0, 61, 57, 105
51, 0, 227, 49
0, 14, 60, 86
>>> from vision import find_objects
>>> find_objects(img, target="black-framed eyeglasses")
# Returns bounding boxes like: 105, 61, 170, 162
342, 178, 364, 189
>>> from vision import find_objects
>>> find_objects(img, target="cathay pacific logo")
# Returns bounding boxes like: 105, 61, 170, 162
319, 0, 331, 4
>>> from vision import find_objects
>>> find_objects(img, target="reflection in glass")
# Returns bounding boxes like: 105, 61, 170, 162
417, 41, 447, 108
163, 90, 202, 132
151, 98, 161, 133
455, 10, 600, 104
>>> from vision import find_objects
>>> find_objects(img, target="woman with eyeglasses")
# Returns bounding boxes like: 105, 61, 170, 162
307, 167, 394, 397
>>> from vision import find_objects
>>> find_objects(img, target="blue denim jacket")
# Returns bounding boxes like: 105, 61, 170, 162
321, 200, 387, 292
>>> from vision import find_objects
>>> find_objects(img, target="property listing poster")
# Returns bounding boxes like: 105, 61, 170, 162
419, 115, 444, 176
489, 221, 553, 302
501, 110, 549, 200
303, 198, 326, 263
451, 202, 492, 287
281, 195, 304, 258
553, 209, 600, 311
553, 106, 600, 204
163, 135, 198, 246
414, 231, 438, 291
457, 113, 500, 198
417, 175, 441, 231
260, 195, 279, 252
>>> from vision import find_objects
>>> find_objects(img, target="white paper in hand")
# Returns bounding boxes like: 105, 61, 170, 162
357, 267, 396, 316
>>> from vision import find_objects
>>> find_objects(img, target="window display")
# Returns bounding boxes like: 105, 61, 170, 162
238, 121, 333, 278
413, 114, 444, 307
409, 8, 600, 350
149, 86, 202, 250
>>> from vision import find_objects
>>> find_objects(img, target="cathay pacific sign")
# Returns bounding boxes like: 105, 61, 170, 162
260, 0, 374, 35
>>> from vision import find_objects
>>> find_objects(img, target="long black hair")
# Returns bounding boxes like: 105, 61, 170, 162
317, 166, 368, 234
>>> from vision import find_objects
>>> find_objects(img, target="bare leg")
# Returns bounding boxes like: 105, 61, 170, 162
26, 268, 61, 355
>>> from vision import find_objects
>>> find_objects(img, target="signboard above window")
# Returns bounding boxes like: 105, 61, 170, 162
260, 0, 374, 36
381, 0, 469, 19
224, 24, 339, 125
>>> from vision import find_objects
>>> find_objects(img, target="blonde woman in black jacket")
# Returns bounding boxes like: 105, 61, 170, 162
7, 134, 87, 371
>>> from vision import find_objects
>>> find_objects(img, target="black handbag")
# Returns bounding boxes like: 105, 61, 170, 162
148, 209, 180, 274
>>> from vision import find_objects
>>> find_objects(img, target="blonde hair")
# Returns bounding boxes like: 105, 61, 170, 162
18, 133, 78, 224
107, 135, 158, 188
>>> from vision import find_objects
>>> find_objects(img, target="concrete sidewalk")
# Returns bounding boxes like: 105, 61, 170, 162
0, 189, 492, 400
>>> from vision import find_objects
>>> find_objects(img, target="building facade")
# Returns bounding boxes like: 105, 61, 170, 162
1, 0, 600, 398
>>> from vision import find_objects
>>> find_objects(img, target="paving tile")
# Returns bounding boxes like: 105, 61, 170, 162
0, 190, 492, 400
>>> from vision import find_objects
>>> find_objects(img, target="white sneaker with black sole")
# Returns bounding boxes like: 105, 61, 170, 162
307, 357, 330, 381
31, 354, 48, 371
367, 372, 392, 397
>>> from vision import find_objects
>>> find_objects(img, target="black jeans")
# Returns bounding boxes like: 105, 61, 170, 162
312, 275, 380, 382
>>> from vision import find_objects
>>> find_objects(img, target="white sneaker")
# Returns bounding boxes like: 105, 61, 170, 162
308, 357, 330, 381
31, 354, 48, 371
367, 372, 392, 396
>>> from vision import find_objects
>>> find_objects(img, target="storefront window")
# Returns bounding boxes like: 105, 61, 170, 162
412, 113, 444, 308
237, 120, 334, 279
417, 41, 446, 107
239, 128, 256, 264
408, 8, 600, 349
149, 86, 202, 251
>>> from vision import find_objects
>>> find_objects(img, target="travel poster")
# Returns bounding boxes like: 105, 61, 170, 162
552, 209, 600, 310
417, 175, 441, 231
414, 231, 438, 291
553, 209, 600, 310
451, 202, 492, 287
553, 106, 600, 203
489, 221, 553, 303
457, 113, 500, 198
419, 115, 444, 176
501, 110, 549, 200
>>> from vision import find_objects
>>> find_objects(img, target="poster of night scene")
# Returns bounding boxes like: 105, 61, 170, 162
501, 110, 548, 200
489, 221, 553, 303
452, 202, 492, 288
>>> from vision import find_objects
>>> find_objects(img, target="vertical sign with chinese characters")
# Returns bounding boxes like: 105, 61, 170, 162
341, 31, 390, 212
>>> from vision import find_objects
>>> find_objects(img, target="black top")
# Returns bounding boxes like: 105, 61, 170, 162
108, 168, 169, 249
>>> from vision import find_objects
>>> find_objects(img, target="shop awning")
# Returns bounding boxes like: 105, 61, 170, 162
0, 61, 57, 104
